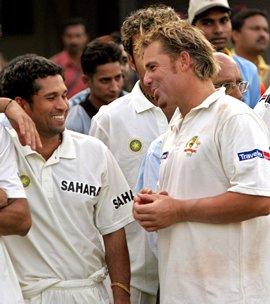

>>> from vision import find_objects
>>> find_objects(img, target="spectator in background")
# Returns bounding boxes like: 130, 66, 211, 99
232, 9, 270, 94
51, 18, 89, 98
188, 0, 260, 108
213, 52, 248, 101
66, 40, 124, 134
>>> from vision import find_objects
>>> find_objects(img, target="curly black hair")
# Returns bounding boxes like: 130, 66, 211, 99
0, 55, 63, 102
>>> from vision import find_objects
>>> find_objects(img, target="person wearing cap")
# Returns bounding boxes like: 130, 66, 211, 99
188, 0, 260, 109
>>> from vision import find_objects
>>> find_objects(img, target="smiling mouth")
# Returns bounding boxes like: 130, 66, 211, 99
153, 89, 160, 101
51, 115, 65, 122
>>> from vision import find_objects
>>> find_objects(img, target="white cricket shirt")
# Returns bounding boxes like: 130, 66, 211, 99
158, 89, 270, 304
90, 81, 168, 295
0, 125, 25, 304
254, 86, 270, 128
4, 129, 133, 297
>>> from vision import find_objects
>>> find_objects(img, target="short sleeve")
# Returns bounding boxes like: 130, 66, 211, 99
0, 126, 26, 198
89, 114, 110, 147
94, 147, 134, 235
218, 113, 270, 196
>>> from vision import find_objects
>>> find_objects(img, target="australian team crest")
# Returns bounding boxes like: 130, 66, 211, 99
184, 136, 200, 156
20, 174, 31, 188
129, 139, 143, 152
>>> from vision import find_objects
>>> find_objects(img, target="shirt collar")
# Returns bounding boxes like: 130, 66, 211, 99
9, 128, 76, 159
169, 88, 225, 130
191, 87, 225, 111
58, 130, 76, 159
130, 81, 157, 113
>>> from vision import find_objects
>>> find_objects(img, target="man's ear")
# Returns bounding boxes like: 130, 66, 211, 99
15, 97, 31, 112
128, 54, 136, 72
178, 51, 192, 72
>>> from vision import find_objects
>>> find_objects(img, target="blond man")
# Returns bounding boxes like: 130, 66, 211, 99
134, 20, 270, 303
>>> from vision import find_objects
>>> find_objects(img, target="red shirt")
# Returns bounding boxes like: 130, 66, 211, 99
51, 51, 87, 98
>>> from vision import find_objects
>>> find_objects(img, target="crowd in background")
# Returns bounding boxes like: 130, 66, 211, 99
0, 1, 270, 304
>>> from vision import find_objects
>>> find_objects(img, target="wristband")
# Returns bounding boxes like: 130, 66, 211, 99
4, 99, 13, 113
111, 282, 131, 296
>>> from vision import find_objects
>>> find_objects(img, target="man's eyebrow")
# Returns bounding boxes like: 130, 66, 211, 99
43, 89, 68, 97
145, 61, 157, 68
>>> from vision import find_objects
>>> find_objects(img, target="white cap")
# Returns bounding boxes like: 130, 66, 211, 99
188, 0, 230, 24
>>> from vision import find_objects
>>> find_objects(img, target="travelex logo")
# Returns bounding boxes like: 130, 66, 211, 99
238, 149, 270, 161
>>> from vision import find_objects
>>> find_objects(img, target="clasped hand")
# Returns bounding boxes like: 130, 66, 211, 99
133, 188, 180, 231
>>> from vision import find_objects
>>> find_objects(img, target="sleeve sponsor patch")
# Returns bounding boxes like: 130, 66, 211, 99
113, 190, 133, 209
238, 149, 270, 161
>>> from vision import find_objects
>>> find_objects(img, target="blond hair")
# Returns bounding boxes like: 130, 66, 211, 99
139, 20, 220, 80
121, 5, 180, 56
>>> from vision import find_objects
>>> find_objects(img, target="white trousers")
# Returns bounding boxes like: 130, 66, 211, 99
130, 287, 157, 304
23, 267, 109, 304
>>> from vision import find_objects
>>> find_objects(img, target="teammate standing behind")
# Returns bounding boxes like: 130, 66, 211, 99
90, 6, 180, 304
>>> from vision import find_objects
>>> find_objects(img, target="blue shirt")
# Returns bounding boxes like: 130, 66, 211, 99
233, 54, 260, 109
135, 135, 163, 193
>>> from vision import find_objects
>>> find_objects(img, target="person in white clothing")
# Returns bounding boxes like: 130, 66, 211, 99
90, 6, 179, 304
134, 20, 270, 303
0, 96, 41, 304
254, 86, 270, 127
1, 56, 133, 304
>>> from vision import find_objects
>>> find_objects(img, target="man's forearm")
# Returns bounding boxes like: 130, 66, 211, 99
181, 191, 270, 224
0, 198, 31, 236
134, 191, 270, 231
103, 228, 130, 304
